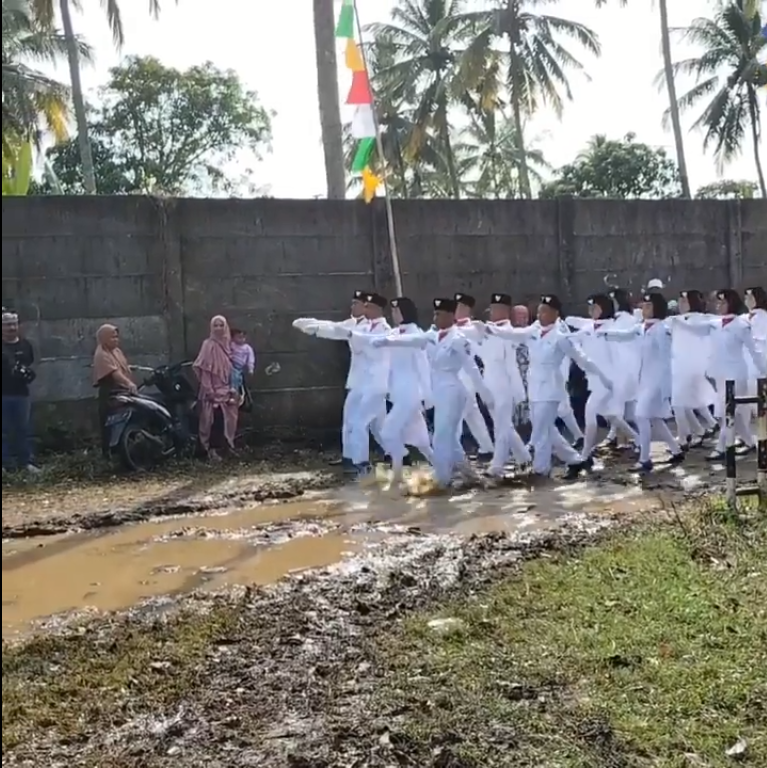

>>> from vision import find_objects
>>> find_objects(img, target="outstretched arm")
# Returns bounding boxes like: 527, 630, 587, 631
558, 336, 612, 389
564, 315, 590, 330
596, 325, 642, 342
666, 314, 717, 336
370, 332, 430, 349
486, 324, 537, 343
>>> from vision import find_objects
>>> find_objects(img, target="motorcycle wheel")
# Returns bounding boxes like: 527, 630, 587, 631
119, 422, 165, 472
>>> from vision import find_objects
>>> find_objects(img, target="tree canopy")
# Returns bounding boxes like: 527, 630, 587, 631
539, 133, 681, 199
35, 55, 273, 195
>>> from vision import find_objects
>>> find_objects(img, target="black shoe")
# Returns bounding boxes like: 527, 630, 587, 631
563, 457, 592, 481
631, 460, 653, 472
735, 444, 756, 457
402, 455, 413, 467
328, 457, 345, 466
572, 437, 585, 451
705, 450, 725, 462
476, 452, 493, 462
667, 452, 685, 465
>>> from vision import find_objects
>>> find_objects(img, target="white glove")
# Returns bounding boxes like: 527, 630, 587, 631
369, 335, 388, 348
292, 317, 315, 332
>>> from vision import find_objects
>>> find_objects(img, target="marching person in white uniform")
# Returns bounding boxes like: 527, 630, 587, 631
371, 298, 493, 489
356, 297, 433, 485
744, 286, 767, 423
485, 295, 608, 479
481, 293, 532, 478
452, 292, 494, 459
566, 294, 638, 460
598, 292, 684, 472
292, 290, 380, 471
668, 289, 718, 446
669, 289, 766, 460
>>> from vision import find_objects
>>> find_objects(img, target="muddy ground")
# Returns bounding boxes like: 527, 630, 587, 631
3, 518, 620, 767
3, 442, 762, 767
2, 448, 344, 538
2, 440, 744, 539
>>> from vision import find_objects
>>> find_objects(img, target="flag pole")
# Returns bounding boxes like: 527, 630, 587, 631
352, 1, 403, 296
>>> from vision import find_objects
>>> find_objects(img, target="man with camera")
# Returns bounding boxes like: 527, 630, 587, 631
2, 308, 39, 474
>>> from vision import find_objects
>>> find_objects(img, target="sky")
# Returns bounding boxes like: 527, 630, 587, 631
41, 0, 764, 197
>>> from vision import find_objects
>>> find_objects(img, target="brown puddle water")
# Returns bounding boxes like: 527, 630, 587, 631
2, 468, 684, 637
2, 500, 358, 637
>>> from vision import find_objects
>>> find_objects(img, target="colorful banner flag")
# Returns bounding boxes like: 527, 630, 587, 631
335, 1, 381, 202
346, 70, 373, 105
351, 137, 376, 172
351, 105, 376, 139
335, 1, 355, 39
345, 39, 365, 72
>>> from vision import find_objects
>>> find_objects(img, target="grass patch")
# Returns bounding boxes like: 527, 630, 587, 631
372, 508, 767, 767
2, 603, 242, 758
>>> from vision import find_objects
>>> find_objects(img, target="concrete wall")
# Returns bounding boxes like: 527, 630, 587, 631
2, 196, 765, 443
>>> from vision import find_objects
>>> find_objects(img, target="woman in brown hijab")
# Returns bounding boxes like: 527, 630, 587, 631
93, 324, 136, 456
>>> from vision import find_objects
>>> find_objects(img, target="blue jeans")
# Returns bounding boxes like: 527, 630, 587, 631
2, 395, 33, 469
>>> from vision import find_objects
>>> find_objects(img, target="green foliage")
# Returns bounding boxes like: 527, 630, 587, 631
540, 133, 682, 199
35, 55, 274, 196
664, 0, 765, 195
695, 178, 759, 198
358, 0, 599, 199
1, 0, 87, 146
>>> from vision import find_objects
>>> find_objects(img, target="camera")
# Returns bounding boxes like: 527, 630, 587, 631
12, 360, 36, 384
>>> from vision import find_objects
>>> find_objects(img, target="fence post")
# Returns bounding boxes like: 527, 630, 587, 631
725, 379, 737, 510
757, 377, 766, 508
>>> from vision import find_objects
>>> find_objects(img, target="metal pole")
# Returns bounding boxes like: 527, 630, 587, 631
757, 377, 766, 510
352, 1, 403, 296
725, 379, 737, 510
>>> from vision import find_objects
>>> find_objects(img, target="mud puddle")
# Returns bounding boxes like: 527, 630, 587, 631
2, 471, 670, 637
1, 501, 368, 637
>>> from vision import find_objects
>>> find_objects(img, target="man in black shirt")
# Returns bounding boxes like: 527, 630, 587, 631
2, 309, 39, 473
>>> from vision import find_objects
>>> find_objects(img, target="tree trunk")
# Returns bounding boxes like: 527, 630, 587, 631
439, 107, 461, 198
658, 0, 690, 198
510, 84, 531, 199
747, 86, 766, 199
312, 0, 345, 198
59, 0, 96, 194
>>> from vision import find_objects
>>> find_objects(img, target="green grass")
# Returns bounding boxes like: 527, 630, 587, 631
371, 507, 767, 767
2, 604, 242, 757
3, 503, 765, 766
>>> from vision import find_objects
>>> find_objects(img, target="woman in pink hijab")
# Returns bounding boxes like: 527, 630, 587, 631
193, 315, 238, 459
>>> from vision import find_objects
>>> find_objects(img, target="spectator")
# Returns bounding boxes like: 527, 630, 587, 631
92, 324, 137, 457
2, 308, 39, 474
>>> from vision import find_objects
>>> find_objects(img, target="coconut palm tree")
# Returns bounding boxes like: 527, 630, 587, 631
31, 0, 174, 193
366, 0, 472, 198
662, 0, 766, 197
458, 108, 550, 197
313, 0, 345, 198
2, 0, 89, 147
454, 0, 600, 199
592, 0, 691, 198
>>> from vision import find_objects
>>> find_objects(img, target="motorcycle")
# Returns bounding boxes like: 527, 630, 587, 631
104, 361, 202, 471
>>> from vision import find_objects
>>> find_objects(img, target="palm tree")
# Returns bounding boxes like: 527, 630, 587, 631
31, 0, 174, 193
454, 0, 600, 199
313, 0, 345, 198
592, 0, 691, 198
366, 0, 471, 198
2, 0, 88, 147
458, 108, 550, 197
662, 0, 765, 198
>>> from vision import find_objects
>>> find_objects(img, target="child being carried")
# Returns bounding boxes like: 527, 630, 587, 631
229, 328, 255, 399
